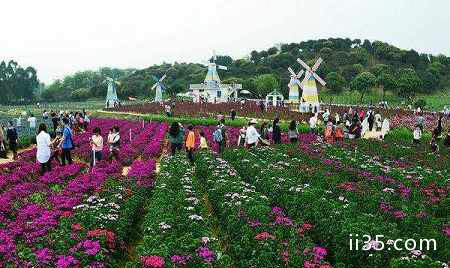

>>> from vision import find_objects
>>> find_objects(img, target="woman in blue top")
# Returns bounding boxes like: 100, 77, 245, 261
60, 118, 74, 166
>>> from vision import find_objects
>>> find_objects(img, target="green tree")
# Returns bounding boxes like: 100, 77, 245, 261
267, 47, 279, 56
342, 64, 364, 82
350, 72, 376, 102
254, 74, 279, 98
376, 72, 397, 100
71, 88, 91, 101
396, 68, 422, 100
325, 72, 346, 93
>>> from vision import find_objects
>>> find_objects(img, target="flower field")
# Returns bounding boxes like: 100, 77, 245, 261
1, 116, 450, 268
108, 101, 448, 131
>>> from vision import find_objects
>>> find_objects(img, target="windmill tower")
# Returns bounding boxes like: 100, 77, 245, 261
189, 51, 241, 103
204, 51, 227, 90
151, 74, 167, 102
297, 57, 326, 113
105, 77, 120, 108
287, 67, 304, 106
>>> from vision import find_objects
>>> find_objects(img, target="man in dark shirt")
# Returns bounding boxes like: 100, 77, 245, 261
6, 121, 18, 160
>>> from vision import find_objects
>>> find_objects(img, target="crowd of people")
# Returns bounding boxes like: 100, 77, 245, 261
0, 109, 125, 176
2, 102, 450, 171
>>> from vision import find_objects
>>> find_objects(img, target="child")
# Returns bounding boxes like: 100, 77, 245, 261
200, 131, 208, 149
413, 125, 422, 144
185, 125, 195, 164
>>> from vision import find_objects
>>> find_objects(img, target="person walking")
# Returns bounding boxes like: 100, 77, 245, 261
6, 122, 18, 160
51, 112, 59, 134
288, 120, 299, 143
368, 110, 375, 132
259, 122, 269, 141
90, 127, 103, 167
36, 123, 53, 175
432, 115, 443, 140
238, 126, 247, 147
168, 122, 184, 156
27, 114, 37, 134
230, 109, 236, 121
309, 113, 318, 134
60, 118, 74, 166
245, 119, 260, 148
0, 124, 6, 159
108, 126, 121, 161
322, 109, 330, 125
381, 118, 390, 140
185, 125, 195, 164
272, 118, 281, 144
417, 112, 425, 132
374, 111, 382, 131
214, 119, 227, 153
199, 131, 208, 149
413, 125, 422, 144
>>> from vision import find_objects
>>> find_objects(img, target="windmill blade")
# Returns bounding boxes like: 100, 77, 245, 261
297, 58, 311, 71
288, 67, 296, 77
213, 50, 217, 61
151, 83, 157, 90
115, 81, 121, 86
151, 75, 159, 82
296, 69, 305, 78
312, 58, 323, 72
295, 79, 304, 90
313, 72, 327, 86
159, 74, 167, 82
217, 65, 228, 70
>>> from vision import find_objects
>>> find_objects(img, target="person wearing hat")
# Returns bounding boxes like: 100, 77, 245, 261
245, 119, 260, 148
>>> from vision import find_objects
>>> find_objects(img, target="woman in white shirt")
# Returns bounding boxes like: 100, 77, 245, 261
245, 119, 260, 148
36, 123, 53, 175
90, 127, 104, 167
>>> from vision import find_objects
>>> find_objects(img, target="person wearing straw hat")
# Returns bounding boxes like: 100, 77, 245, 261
246, 119, 260, 148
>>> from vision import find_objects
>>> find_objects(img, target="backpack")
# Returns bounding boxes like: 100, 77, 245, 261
213, 129, 223, 143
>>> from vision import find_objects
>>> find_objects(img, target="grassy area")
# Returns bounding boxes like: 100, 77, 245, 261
320, 88, 450, 110
0, 99, 145, 116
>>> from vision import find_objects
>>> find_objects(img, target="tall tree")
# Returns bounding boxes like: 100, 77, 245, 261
254, 74, 279, 98
350, 72, 376, 102
396, 68, 422, 100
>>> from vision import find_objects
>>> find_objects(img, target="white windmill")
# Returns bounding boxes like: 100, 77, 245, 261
151, 73, 168, 102
105, 77, 120, 108
297, 57, 326, 113
189, 51, 241, 103
287, 67, 305, 105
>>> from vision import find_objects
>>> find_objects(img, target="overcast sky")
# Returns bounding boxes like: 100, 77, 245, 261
1, 0, 449, 84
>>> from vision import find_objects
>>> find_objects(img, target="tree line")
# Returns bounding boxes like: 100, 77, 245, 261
4, 38, 449, 103
0, 60, 40, 104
